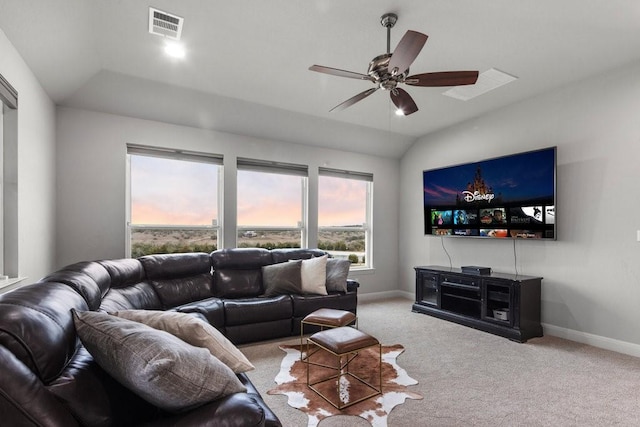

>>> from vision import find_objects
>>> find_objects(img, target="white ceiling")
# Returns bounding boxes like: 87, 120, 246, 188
1, 0, 640, 158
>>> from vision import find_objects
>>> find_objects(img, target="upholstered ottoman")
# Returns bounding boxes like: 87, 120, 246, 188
306, 326, 381, 409
300, 308, 357, 360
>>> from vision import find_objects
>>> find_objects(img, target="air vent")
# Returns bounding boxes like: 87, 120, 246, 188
443, 68, 517, 101
148, 7, 183, 40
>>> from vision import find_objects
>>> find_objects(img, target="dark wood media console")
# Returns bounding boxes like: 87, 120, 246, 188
412, 266, 543, 342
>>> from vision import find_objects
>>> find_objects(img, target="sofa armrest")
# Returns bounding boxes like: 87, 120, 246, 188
346, 279, 359, 293
140, 392, 274, 427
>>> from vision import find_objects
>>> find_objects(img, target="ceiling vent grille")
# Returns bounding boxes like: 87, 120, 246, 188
148, 7, 183, 40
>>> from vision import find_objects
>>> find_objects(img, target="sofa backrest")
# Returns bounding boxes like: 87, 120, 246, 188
270, 248, 326, 263
97, 258, 162, 312
210, 247, 328, 298
40, 261, 111, 310
139, 252, 215, 308
210, 248, 272, 298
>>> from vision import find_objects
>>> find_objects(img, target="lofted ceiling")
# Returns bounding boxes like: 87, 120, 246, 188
1, 1, 640, 158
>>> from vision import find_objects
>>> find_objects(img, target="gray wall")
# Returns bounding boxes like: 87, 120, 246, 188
400, 59, 640, 355
55, 107, 400, 294
0, 29, 57, 283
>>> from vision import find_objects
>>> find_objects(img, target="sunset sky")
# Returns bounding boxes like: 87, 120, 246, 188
131, 155, 367, 227
130, 155, 218, 225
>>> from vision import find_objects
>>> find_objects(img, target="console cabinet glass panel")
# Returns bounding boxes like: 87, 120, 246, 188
415, 269, 438, 306
482, 280, 514, 327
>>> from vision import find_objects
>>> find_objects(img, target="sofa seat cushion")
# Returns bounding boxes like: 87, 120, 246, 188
225, 319, 293, 345
223, 295, 292, 326
46, 345, 109, 426
99, 282, 162, 312
73, 310, 246, 413
149, 273, 214, 309
175, 297, 225, 331
0, 344, 81, 427
112, 310, 254, 373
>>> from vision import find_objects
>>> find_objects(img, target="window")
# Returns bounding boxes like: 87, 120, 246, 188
236, 158, 307, 249
1, 73, 18, 279
127, 145, 222, 257
318, 168, 373, 269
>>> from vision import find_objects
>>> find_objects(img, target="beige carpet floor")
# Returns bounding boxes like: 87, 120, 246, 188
240, 298, 640, 426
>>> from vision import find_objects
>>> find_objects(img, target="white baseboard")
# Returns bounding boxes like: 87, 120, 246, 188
357, 293, 640, 358
542, 323, 640, 358
358, 290, 413, 303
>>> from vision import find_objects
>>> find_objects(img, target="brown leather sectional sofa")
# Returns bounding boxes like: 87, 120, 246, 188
0, 248, 358, 426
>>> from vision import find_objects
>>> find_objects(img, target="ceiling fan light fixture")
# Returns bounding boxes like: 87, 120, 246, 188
395, 108, 405, 116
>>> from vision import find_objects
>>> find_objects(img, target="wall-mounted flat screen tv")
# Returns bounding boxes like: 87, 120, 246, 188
423, 147, 556, 239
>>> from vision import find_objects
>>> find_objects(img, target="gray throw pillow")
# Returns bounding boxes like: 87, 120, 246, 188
73, 310, 246, 412
326, 258, 350, 292
111, 310, 254, 373
262, 260, 302, 296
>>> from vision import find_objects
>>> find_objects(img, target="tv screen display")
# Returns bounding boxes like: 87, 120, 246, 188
423, 147, 556, 239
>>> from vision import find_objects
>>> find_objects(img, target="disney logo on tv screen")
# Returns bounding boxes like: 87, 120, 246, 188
461, 190, 495, 203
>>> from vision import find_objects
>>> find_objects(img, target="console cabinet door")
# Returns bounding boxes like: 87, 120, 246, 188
482, 280, 514, 327
415, 269, 438, 307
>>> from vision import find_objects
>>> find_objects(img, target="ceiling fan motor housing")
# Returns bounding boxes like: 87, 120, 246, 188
368, 53, 408, 90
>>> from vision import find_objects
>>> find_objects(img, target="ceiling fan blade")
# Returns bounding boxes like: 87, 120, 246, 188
329, 87, 378, 112
388, 30, 428, 76
405, 71, 479, 87
390, 87, 418, 116
309, 65, 372, 81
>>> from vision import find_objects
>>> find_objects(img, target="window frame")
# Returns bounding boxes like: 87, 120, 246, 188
125, 144, 224, 257
1, 73, 18, 280
318, 167, 373, 270
236, 158, 308, 249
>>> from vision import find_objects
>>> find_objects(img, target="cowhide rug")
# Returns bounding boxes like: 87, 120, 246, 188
267, 343, 423, 427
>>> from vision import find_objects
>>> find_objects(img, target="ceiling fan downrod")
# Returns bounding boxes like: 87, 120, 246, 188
380, 13, 397, 54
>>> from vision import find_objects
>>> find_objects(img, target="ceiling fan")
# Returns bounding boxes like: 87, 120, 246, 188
309, 13, 479, 116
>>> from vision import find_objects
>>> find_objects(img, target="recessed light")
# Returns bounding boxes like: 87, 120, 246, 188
164, 42, 185, 59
